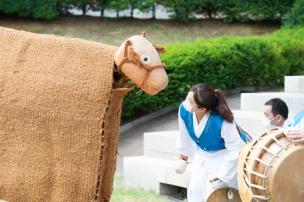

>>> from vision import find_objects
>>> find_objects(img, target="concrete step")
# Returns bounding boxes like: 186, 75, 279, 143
241, 92, 304, 113
285, 76, 304, 93
233, 110, 295, 137
144, 131, 179, 160
233, 110, 266, 137
123, 156, 190, 193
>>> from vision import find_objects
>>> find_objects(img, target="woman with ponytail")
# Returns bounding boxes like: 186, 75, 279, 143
176, 83, 244, 202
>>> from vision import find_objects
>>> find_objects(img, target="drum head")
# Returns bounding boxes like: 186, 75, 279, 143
270, 145, 304, 202
205, 187, 242, 202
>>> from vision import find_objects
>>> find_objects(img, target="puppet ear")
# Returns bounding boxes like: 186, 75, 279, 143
141, 31, 146, 38
153, 44, 166, 54
125, 39, 132, 46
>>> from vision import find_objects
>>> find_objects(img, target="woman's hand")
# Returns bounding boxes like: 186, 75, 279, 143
179, 154, 188, 161
286, 130, 304, 144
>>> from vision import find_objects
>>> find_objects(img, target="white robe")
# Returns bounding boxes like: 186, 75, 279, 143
176, 101, 244, 202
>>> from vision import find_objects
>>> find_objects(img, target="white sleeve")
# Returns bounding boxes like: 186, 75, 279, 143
176, 106, 196, 158
218, 120, 244, 183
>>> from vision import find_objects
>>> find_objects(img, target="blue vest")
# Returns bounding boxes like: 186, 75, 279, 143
289, 110, 304, 127
179, 104, 225, 152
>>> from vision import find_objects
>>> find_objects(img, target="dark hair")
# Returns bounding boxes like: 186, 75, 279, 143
190, 83, 234, 123
264, 98, 289, 119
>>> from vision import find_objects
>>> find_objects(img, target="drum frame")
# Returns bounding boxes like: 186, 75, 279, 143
241, 128, 293, 201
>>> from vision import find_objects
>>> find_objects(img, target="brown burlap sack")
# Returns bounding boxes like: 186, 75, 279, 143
96, 88, 131, 202
0, 27, 126, 202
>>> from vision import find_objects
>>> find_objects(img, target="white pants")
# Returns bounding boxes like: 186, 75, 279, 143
187, 152, 238, 202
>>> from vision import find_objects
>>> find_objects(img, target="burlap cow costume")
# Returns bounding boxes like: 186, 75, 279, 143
0, 27, 168, 202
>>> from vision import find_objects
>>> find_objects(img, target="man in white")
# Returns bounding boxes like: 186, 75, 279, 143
263, 98, 289, 128
262, 98, 304, 144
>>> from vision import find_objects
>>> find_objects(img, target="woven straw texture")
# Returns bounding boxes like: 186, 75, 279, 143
0, 27, 119, 202
97, 88, 131, 202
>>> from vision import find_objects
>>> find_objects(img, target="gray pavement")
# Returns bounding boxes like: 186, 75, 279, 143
116, 93, 241, 176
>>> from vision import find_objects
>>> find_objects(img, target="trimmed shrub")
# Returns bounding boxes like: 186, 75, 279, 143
0, 0, 58, 20
284, 0, 304, 27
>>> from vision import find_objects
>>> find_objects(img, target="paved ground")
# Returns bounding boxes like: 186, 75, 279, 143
116, 94, 241, 175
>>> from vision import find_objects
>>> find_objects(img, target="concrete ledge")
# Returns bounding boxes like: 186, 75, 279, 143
285, 76, 304, 93
241, 92, 304, 113
233, 109, 295, 136
233, 110, 266, 137
123, 156, 190, 193
144, 131, 179, 160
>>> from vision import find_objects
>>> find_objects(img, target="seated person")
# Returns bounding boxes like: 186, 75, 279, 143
263, 98, 289, 128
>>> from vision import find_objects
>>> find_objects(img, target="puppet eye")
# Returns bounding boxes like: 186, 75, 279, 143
140, 55, 151, 64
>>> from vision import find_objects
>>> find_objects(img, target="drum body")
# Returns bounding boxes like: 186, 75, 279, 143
238, 128, 304, 202
205, 187, 241, 202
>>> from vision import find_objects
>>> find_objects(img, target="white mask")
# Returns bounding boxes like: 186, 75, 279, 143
183, 100, 192, 112
262, 117, 275, 129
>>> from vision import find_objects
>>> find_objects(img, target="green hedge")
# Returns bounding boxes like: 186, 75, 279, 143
0, 0, 58, 20
122, 28, 304, 118
284, 0, 304, 28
